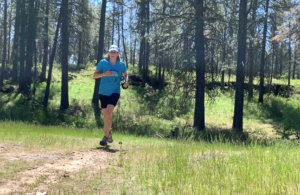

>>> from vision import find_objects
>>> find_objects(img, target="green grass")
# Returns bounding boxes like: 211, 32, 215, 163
1, 63, 300, 138
1, 121, 300, 194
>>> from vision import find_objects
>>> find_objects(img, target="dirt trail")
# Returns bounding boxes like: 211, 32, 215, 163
0, 143, 119, 195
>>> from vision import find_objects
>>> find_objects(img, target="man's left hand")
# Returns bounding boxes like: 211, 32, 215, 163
123, 82, 129, 88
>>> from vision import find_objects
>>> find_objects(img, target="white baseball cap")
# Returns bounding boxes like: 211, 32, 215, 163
109, 45, 119, 53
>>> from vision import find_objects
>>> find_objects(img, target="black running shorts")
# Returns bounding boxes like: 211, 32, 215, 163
99, 93, 120, 108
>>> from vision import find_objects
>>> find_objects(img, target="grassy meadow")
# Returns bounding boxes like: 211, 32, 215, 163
0, 121, 300, 194
1, 63, 300, 194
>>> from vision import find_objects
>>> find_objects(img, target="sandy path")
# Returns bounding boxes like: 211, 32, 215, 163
0, 143, 120, 195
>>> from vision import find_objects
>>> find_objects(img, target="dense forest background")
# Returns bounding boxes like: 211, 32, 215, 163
0, 0, 299, 135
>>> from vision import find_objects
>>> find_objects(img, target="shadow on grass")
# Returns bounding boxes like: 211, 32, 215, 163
244, 97, 300, 139
178, 125, 279, 146
94, 146, 120, 153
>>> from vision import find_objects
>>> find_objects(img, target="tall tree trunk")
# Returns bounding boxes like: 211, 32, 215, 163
210, 43, 215, 83
270, 45, 275, 87
133, 37, 136, 66
112, 3, 115, 45
24, 0, 37, 95
138, 0, 146, 75
158, 57, 162, 90
12, 0, 21, 82
117, 6, 120, 47
193, 0, 206, 131
258, 0, 269, 103
77, 34, 82, 69
279, 45, 283, 77
221, 27, 226, 90
0, 0, 8, 86
293, 47, 296, 79
43, 9, 62, 108
287, 24, 291, 96
143, 0, 150, 87
129, 7, 133, 65
274, 44, 279, 78
92, 0, 107, 108
232, 0, 248, 131
248, 0, 257, 99
121, 2, 128, 67
60, 0, 69, 110
40, 0, 49, 81
7, 5, 12, 65
18, 0, 26, 91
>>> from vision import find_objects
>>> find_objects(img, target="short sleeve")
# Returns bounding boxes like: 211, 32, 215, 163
96, 60, 104, 72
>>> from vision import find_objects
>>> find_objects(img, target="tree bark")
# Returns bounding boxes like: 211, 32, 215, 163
258, 0, 269, 103
121, 2, 128, 67
92, 0, 107, 108
7, 5, 12, 65
0, 0, 8, 86
77, 34, 82, 69
24, 0, 37, 95
18, 0, 26, 91
288, 23, 291, 96
193, 0, 206, 131
12, 0, 21, 83
43, 9, 62, 108
40, 0, 49, 81
293, 47, 296, 79
60, 0, 69, 110
248, 0, 257, 99
232, 0, 248, 131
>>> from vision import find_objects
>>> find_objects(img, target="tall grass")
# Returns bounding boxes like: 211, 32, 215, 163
124, 140, 300, 195
1, 121, 300, 194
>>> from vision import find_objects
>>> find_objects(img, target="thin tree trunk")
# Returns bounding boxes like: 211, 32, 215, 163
40, 0, 49, 81
121, 3, 128, 67
7, 5, 12, 65
138, 0, 146, 75
129, 8, 133, 65
18, 0, 26, 91
12, 0, 21, 82
258, 0, 269, 103
158, 58, 162, 90
232, 0, 248, 131
270, 45, 275, 87
288, 23, 291, 96
0, 0, 8, 86
32, 40, 37, 99
248, 0, 257, 99
92, 0, 107, 108
117, 6, 120, 47
221, 27, 226, 90
43, 9, 62, 108
112, 3, 115, 45
24, 0, 37, 95
274, 44, 279, 78
210, 43, 215, 83
77, 35, 82, 69
133, 37, 136, 66
194, 0, 206, 131
279, 45, 283, 77
60, 0, 69, 110
143, 0, 150, 87
293, 47, 296, 79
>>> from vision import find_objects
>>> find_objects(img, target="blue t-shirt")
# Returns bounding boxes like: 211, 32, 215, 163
96, 59, 127, 96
